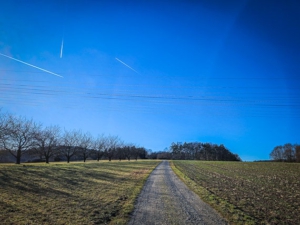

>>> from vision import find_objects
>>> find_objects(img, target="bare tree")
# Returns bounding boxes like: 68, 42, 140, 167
59, 129, 80, 163
270, 144, 299, 162
132, 146, 146, 161
105, 135, 122, 161
78, 131, 93, 162
93, 134, 107, 161
1, 114, 40, 164
0, 110, 10, 151
283, 143, 295, 162
0, 111, 13, 162
116, 146, 125, 161
123, 144, 134, 161
0, 110, 8, 136
32, 125, 60, 163
295, 145, 300, 163
270, 145, 284, 161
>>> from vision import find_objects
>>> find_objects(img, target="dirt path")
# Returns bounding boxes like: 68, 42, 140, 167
128, 161, 227, 225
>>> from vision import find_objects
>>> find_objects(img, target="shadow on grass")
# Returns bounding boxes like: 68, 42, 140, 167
0, 161, 160, 225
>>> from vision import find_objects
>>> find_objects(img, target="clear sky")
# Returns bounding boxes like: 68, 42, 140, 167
1, 0, 299, 161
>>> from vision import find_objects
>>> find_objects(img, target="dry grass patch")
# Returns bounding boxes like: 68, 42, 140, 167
0, 160, 160, 225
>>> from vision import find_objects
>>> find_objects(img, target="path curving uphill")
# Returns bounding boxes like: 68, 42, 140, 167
129, 160, 227, 225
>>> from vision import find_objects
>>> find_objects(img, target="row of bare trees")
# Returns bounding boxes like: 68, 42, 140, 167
0, 111, 147, 164
270, 143, 300, 162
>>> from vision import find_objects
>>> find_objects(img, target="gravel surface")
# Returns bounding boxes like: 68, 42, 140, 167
128, 160, 228, 225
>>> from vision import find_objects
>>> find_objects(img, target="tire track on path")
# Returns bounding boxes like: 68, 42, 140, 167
129, 160, 227, 225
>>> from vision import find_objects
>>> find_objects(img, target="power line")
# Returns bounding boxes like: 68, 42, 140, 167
1, 69, 300, 80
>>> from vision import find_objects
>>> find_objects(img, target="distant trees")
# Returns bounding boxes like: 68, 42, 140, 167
0, 110, 9, 138
270, 143, 300, 162
59, 130, 81, 163
93, 134, 107, 161
0, 110, 149, 164
296, 145, 300, 163
77, 132, 93, 162
0, 114, 40, 164
32, 126, 60, 163
132, 147, 147, 160
105, 136, 122, 161
269, 145, 284, 162
0, 110, 247, 164
170, 142, 241, 161
123, 145, 133, 161
156, 151, 172, 160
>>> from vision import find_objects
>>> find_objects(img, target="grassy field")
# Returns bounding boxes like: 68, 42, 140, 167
171, 160, 300, 225
0, 160, 160, 225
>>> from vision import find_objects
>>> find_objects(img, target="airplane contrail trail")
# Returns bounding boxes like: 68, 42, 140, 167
0, 53, 63, 78
115, 58, 139, 74
60, 38, 64, 58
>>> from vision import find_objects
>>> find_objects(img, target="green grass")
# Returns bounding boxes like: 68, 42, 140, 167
0, 160, 160, 225
171, 160, 300, 225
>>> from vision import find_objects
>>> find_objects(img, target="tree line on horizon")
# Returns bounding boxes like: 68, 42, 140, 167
0, 110, 243, 163
270, 143, 300, 162
0, 110, 147, 164
168, 142, 241, 161
6, 110, 298, 164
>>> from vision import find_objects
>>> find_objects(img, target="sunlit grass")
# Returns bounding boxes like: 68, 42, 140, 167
0, 160, 160, 225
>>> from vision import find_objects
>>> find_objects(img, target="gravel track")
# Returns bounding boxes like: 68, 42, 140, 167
128, 160, 227, 225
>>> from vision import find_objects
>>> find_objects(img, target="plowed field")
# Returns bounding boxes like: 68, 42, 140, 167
172, 161, 300, 224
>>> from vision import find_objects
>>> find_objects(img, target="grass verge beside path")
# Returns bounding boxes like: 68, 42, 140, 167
171, 160, 300, 225
170, 161, 256, 225
0, 160, 160, 225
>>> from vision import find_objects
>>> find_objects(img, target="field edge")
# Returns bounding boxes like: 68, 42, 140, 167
169, 160, 257, 225
114, 160, 162, 224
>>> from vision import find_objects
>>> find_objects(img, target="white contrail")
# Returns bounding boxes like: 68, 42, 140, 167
0, 53, 63, 78
60, 38, 64, 58
115, 58, 139, 74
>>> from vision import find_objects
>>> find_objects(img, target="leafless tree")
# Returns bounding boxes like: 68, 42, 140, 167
93, 134, 107, 161
32, 125, 60, 163
270, 144, 299, 162
0, 110, 10, 147
132, 146, 146, 161
59, 129, 80, 163
283, 143, 295, 162
270, 145, 284, 161
295, 145, 300, 163
77, 131, 93, 162
116, 147, 125, 161
123, 144, 134, 161
105, 135, 122, 161
1, 114, 40, 164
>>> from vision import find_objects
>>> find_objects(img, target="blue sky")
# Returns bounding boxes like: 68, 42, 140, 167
1, 0, 299, 161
